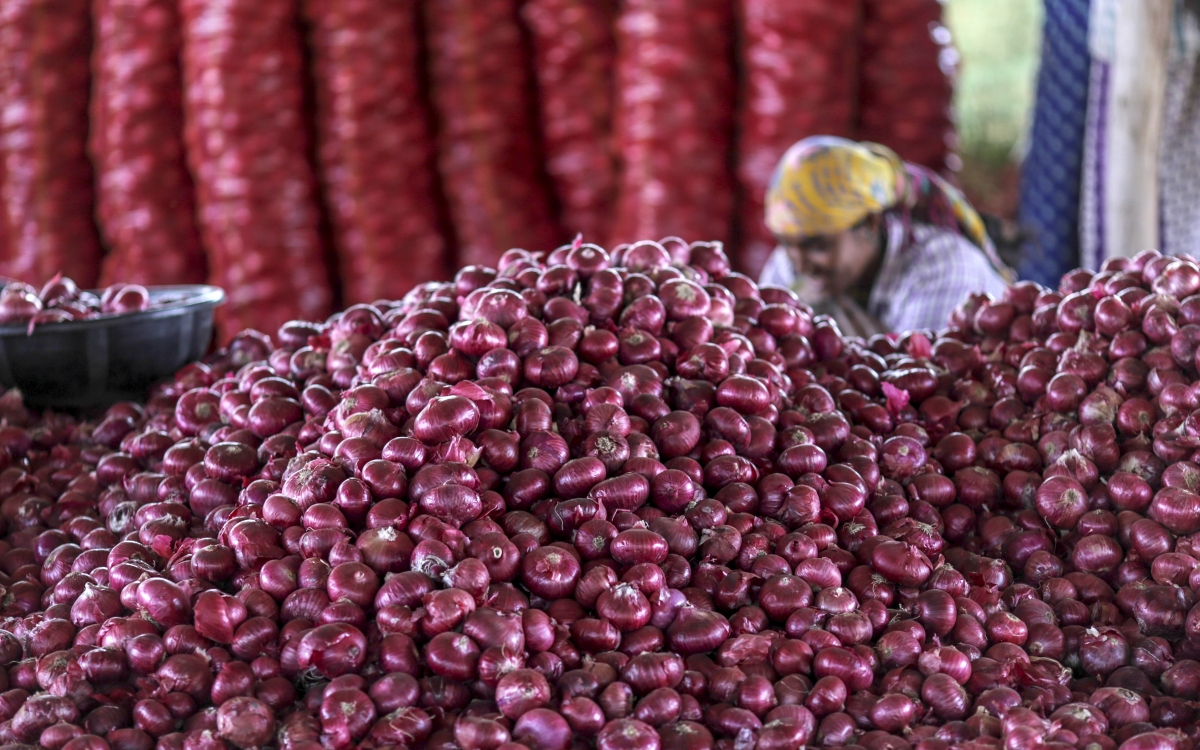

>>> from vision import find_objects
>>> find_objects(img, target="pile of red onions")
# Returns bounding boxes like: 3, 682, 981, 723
0, 274, 151, 329
0, 239, 1197, 750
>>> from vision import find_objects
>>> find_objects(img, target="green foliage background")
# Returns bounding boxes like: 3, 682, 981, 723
946, 0, 1044, 167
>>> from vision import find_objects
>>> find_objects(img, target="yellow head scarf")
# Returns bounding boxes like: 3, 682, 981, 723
764, 135, 991, 255
765, 136, 905, 239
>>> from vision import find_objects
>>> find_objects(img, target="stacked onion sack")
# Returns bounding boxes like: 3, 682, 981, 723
0, 241, 1198, 750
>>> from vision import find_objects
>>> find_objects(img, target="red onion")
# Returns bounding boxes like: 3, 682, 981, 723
413, 397, 480, 444
1036, 476, 1090, 530
494, 668, 551, 720
870, 540, 932, 587
296, 624, 367, 678
520, 547, 581, 600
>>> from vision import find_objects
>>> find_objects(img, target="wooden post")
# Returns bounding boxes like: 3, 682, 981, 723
1105, 0, 1172, 257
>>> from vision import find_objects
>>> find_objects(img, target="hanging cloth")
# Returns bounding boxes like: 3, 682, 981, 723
1158, 1, 1200, 256
1018, 0, 1091, 286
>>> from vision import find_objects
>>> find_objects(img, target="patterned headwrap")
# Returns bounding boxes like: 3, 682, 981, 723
766, 136, 900, 238
764, 136, 997, 268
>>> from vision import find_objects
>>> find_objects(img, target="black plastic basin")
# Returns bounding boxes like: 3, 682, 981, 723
0, 285, 225, 409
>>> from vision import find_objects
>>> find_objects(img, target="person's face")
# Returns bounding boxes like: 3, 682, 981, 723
779, 219, 880, 296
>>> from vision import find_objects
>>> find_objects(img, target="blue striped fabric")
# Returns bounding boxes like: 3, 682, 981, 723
1018, 0, 1092, 285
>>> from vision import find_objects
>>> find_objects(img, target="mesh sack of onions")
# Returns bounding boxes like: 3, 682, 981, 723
610, 0, 737, 247
0, 238, 1196, 750
857, 0, 957, 173
733, 0, 861, 280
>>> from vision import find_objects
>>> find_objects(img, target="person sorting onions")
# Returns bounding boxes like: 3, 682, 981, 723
758, 136, 1012, 336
